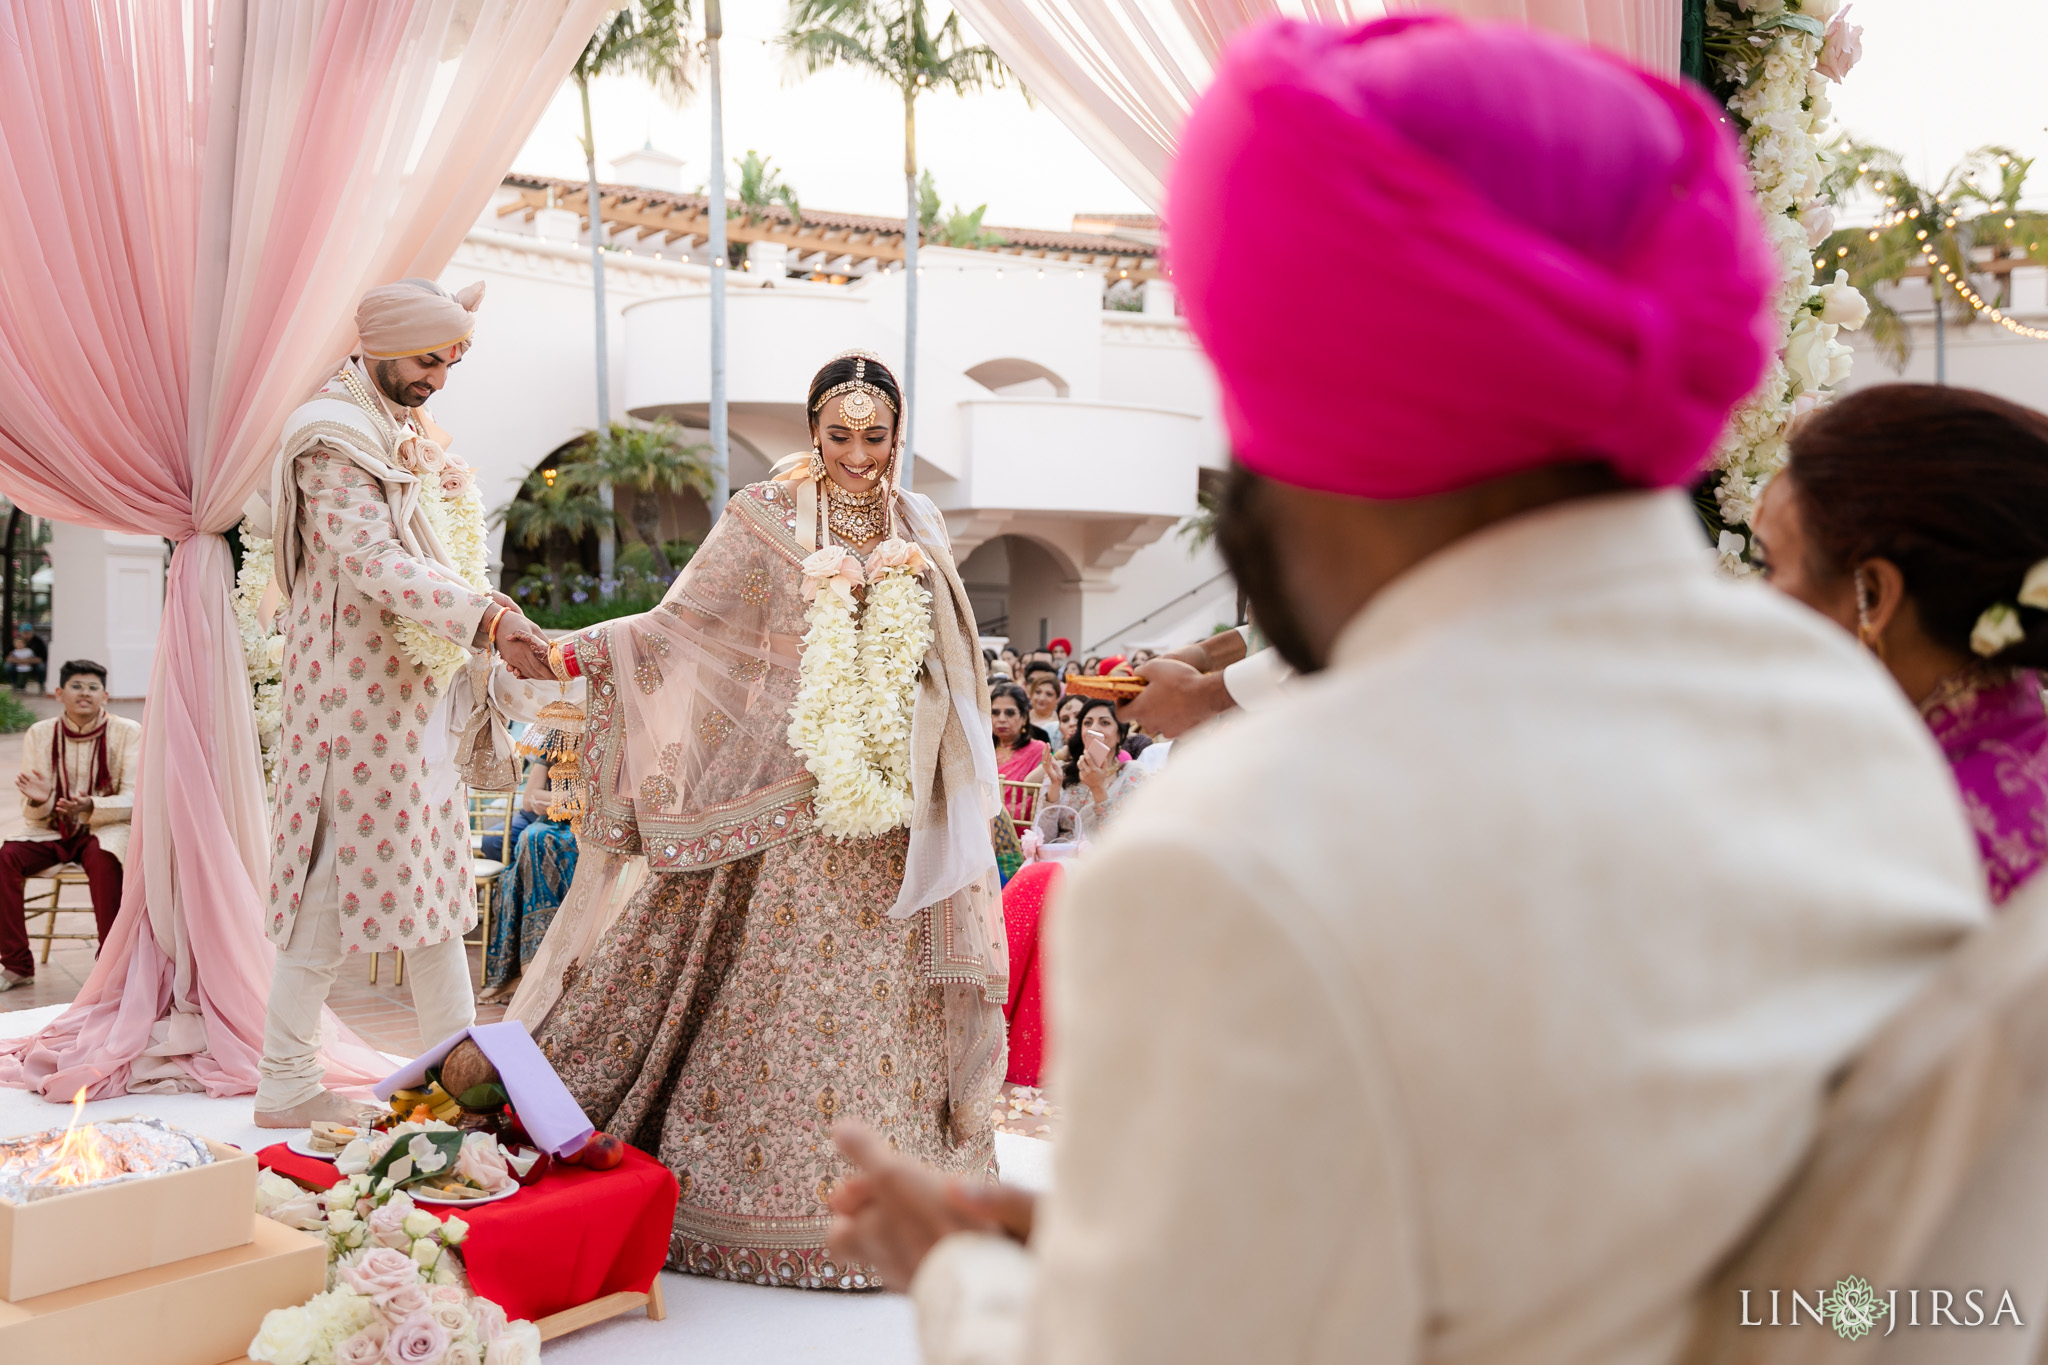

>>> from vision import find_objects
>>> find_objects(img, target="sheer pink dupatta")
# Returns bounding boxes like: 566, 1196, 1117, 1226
0, 0, 608, 1099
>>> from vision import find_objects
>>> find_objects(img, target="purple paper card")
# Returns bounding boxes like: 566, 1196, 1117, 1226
375, 1021, 595, 1159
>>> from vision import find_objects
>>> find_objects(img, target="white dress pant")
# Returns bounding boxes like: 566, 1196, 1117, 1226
255, 808, 475, 1111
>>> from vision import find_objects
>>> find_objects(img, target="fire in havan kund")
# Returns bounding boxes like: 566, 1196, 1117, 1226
0, 1089, 213, 1203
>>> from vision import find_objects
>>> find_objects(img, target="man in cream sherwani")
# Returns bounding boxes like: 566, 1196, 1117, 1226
253, 280, 553, 1128
822, 18, 1994, 1364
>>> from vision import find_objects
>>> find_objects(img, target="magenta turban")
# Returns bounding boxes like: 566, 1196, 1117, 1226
1167, 16, 1777, 499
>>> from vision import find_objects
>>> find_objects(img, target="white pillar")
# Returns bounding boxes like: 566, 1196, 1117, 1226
745, 240, 789, 280
46, 523, 165, 698
534, 207, 581, 244
1141, 278, 1177, 317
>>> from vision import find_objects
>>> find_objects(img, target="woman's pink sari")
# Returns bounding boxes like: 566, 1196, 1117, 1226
1001, 860, 1061, 1087
996, 738, 1048, 821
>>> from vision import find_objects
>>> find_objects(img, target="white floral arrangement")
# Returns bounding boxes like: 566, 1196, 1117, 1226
251, 1171, 540, 1365
787, 540, 934, 838
233, 529, 288, 786
1704, 0, 1867, 571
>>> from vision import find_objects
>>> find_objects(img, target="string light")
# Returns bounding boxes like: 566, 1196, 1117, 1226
1919, 239, 2048, 340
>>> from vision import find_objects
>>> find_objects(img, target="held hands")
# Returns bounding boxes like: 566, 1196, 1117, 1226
494, 610, 555, 681
15, 769, 51, 807
826, 1120, 1036, 1289
53, 796, 93, 824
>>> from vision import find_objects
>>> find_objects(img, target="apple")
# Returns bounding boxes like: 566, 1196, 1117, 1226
579, 1131, 626, 1171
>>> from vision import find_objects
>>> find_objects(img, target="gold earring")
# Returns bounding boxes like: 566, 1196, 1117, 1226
808, 444, 825, 481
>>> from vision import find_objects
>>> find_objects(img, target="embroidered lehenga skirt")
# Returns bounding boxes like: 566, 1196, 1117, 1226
535, 825, 991, 1289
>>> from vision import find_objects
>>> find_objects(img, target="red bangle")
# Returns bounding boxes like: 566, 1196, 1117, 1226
559, 639, 581, 679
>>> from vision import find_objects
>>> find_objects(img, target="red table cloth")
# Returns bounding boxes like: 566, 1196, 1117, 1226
260, 1142, 678, 1322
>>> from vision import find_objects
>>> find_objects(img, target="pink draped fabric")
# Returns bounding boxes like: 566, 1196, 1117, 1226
0, 0, 609, 1100
946, 0, 1680, 208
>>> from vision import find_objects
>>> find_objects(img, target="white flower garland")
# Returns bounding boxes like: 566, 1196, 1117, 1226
390, 470, 491, 693
1705, 0, 1868, 572
233, 529, 287, 787
787, 541, 934, 839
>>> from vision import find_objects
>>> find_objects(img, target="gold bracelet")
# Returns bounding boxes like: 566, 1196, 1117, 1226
548, 639, 570, 684
487, 604, 509, 648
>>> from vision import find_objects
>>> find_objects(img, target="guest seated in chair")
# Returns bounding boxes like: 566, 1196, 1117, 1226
0, 659, 139, 991
480, 760, 576, 1003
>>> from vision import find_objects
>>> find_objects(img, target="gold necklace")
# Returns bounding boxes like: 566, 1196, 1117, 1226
825, 478, 888, 546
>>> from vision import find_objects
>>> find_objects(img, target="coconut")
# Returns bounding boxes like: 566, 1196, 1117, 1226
440, 1038, 500, 1103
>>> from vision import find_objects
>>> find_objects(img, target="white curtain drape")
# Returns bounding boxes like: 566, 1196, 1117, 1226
950, 0, 1681, 209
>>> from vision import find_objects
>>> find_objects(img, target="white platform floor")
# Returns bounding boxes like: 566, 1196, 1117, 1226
0, 1003, 1053, 1363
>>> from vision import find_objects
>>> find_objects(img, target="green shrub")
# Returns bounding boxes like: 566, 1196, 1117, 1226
0, 689, 38, 734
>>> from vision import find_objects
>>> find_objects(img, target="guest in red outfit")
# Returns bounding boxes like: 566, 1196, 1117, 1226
1000, 861, 1060, 1087
0, 660, 140, 991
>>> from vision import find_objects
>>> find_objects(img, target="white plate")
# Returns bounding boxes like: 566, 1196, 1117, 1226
283, 1135, 343, 1161
412, 1183, 519, 1207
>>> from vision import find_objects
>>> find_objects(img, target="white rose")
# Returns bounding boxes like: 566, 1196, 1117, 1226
255, 1170, 305, 1215
403, 1209, 442, 1241
305, 1287, 381, 1343
328, 1208, 359, 1235
439, 1216, 470, 1247
411, 1238, 442, 1271
486, 1321, 542, 1365
1824, 336, 1855, 387
1818, 271, 1870, 329
1972, 603, 2026, 658
248, 1307, 318, 1365
264, 633, 286, 670
1783, 316, 1838, 392
1802, 0, 1841, 21
1799, 202, 1835, 247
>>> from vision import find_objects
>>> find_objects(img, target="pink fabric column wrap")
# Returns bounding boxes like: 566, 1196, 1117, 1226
0, 0, 610, 1099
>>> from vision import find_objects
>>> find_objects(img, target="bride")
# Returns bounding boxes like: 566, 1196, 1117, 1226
535, 350, 1007, 1290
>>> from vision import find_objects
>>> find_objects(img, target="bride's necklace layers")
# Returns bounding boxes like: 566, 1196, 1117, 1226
825, 477, 888, 546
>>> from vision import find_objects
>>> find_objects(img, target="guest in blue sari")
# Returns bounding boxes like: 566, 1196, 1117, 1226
481, 761, 578, 999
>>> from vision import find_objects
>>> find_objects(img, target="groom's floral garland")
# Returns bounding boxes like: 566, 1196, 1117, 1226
1702, 0, 1867, 571
234, 429, 490, 789
788, 540, 933, 838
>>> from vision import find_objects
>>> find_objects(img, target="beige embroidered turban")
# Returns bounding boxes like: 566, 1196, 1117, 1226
355, 278, 486, 360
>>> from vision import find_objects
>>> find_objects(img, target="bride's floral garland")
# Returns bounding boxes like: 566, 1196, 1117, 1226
1702, 0, 1867, 570
788, 540, 934, 838
235, 435, 490, 788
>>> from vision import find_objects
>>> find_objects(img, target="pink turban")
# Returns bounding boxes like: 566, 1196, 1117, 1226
1167, 16, 1776, 499
355, 278, 485, 360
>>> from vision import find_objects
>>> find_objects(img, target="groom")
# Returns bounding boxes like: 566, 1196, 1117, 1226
253, 279, 553, 1128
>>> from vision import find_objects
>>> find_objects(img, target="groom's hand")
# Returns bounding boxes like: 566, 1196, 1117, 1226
827, 1120, 1028, 1289
495, 612, 554, 681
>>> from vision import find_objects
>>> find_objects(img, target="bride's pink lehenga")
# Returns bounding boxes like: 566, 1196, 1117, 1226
535, 478, 1006, 1290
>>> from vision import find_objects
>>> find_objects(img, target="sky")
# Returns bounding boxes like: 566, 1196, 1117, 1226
510, 0, 2048, 233
511, 0, 1151, 232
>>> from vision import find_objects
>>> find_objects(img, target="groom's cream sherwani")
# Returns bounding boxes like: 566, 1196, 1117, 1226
912, 491, 1989, 1365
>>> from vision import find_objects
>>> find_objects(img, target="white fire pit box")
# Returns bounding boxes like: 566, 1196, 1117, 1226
0, 1133, 256, 1302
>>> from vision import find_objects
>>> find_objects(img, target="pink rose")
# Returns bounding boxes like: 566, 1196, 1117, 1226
470, 1298, 507, 1343
437, 467, 472, 498
339, 1247, 421, 1301
368, 1200, 416, 1250
382, 1311, 449, 1365
453, 1133, 516, 1194
379, 1280, 432, 1321
1816, 7, 1862, 82
334, 1324, 389, 1365
798, 546, 865, 608
863, 537, 927, 578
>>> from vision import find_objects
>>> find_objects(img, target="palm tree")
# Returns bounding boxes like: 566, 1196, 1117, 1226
734, 149, 802, 229
1821, 143, 2048, 371
566, 421, 716, 578
569, 0, 693, 580
932, 201, 1003, 249
782, 0, 1012, 492
494, 471, 613, 614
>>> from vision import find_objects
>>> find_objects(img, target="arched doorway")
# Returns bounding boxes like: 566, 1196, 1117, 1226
958, 535, 1080, 648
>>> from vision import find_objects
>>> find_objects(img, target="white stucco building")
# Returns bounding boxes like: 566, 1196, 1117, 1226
35, 151, 1240, 693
